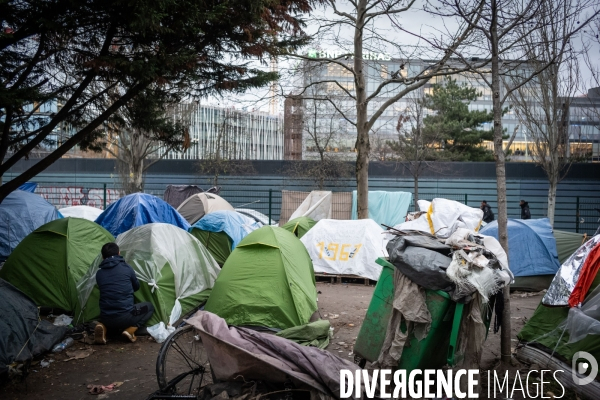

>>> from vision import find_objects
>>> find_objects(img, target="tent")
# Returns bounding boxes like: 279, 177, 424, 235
18, 182, 37, 193
163, 185, 202, 209
517, 237, 600, 394
0, 218, 114, 318
300, 219, 388, 281
59, 205, 103, 221
289, 191, 333, 222
480, 218, 561, 291
282, 217, 317, 239
351, 191, 412, 228
177, 193, 234, 225
189, 210, 260, 266
0, 279, 66, 375
0, 189, 61, 261
77, 223, 220, 327
204, 226, 317, 330
95, 193, 190, 237
554, 230, 586, 264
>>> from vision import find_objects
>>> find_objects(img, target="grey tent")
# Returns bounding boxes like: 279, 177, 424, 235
163, 185, 202, 209
553, 230, 586, 264
177, 193, 234, 225
0, 279, 66, 374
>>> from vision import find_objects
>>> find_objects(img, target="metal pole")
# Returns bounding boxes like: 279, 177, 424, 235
464, 193, 468, 206
576, 196, 580, 233
103, 183, 107, 210
268, 189, 272, 225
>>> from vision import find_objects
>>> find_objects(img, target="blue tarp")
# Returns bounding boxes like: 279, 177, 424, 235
351, 191, 412, 228
480, 218, 561, 277
95, 193, 190, 237
18, 182, 37, 193
0, 190, 61, 261
190, 210, 260, 249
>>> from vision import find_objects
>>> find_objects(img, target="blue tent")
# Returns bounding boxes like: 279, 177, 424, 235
189, 210, 260, 249
0, 190, 62, 260
18, 182, 37, 193
95, 193, 190, 237
480, 218, 560, 277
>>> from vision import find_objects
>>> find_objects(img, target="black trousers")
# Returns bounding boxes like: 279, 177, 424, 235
101, 302, 154, 332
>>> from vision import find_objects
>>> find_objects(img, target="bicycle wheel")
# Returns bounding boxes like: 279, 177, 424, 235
156, 325, 212, 395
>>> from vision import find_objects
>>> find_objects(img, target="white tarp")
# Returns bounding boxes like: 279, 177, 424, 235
289, 191, 332, 222
300, 219, 388, 281
59, 205, 103, 221
393, 198, 483, 238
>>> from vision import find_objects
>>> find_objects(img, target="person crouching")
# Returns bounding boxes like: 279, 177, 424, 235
93, 242, 154, 344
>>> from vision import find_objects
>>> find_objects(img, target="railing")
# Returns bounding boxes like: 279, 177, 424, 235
576, 197, 600, 235
30, 182, 598, 234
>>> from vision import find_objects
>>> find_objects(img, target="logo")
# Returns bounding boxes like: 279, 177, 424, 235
572, 351, 598, 385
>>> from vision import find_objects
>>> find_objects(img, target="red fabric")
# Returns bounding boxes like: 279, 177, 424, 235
569, 242, 600, 308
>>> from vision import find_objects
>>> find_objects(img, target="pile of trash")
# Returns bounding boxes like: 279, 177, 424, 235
389, 199, 513, 302
375, 198, 513, 369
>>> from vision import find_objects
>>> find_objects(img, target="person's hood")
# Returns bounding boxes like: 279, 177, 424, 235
99, 255, 125, 269
520, 202, 529, 207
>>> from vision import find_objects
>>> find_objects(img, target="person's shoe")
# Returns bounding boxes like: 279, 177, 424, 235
122, 327, 138, 343
94, 323, 107, 345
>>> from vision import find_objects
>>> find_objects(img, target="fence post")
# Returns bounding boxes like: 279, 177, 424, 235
464, 193, 468, 206
103, 183, 107, 210
268, 189, 272, 225
576, 196, 580, 233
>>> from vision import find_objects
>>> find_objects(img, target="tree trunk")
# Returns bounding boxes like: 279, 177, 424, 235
133, 159, 144, 193
354, 0, 369, 219
490, 0, 512, 369
547, 178, 557, 226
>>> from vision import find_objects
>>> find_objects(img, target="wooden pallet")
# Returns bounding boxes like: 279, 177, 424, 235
314, 273, 373, 286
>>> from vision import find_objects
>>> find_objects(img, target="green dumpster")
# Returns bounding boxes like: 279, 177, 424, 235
353, 257, 463, 371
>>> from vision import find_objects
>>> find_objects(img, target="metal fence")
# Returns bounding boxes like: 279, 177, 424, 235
32, 182, 599, 235
577, 197, 600, 234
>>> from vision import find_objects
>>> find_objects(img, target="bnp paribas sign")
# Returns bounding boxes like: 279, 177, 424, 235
306, 49, 392, 61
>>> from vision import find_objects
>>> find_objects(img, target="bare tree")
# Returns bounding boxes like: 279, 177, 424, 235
509, 4, 587, 225
286, 0, 480, 218
196, 109, 256, 186
580, 16, 600, 160
388, 95, 444, 209
436, 0, 597, 368
102, 94, 193, 194
294, 84, 354, 189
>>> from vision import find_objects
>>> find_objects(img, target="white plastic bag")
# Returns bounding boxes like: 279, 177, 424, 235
53, 314, 73, 326
147, 322, 176, 343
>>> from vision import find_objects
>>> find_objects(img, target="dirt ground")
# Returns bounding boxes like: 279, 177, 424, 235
1, 282, 544, 400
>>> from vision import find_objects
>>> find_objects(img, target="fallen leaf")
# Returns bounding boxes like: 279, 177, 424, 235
64, 348, 94, 362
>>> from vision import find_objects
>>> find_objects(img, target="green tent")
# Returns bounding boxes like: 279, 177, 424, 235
281, 216, 317, 239
518, 272, 600, 365
77, 223, 220, 326
204, 226, 318, 330
0, 218, 114, 318
553, 230, 586, 264
189, 229, 232, 266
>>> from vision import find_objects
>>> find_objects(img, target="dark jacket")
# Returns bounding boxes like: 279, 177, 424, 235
96, 255, 140, 317
520, 202, 531, 220
482, 205, 494, 223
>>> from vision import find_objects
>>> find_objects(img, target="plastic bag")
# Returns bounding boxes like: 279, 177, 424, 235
147, 322, 176, 343
53, 314, 73, 327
